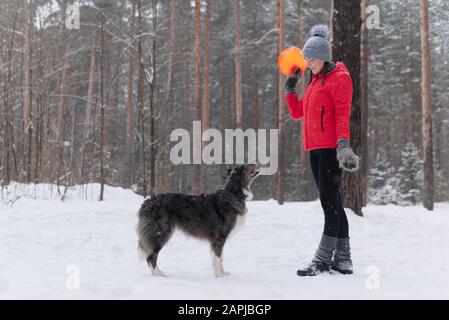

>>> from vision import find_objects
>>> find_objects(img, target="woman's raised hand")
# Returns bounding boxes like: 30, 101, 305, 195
284, 68, 301, 94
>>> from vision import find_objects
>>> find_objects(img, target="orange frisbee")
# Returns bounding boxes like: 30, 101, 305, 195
278, 47, 307, 76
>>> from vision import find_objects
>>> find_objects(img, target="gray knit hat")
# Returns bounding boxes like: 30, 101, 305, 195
302, 25, 332, 62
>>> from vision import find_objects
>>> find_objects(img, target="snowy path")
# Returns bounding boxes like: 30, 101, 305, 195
1, 184, 448, 299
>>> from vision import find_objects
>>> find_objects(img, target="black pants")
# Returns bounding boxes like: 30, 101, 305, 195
309, 148, 349, 238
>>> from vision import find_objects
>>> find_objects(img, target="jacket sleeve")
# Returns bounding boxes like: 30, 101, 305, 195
331, 72, 353, 141
285, 93, 304, 121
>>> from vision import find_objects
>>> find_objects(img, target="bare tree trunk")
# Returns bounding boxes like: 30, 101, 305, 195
126, 50, 134, 147
99, 21, 106, 201
272, 69, 279, 199
163, 0, 178, 193
2, 3, 19, 185
332, 0, 363, 216
234, 0, 242, 128
56, 0, 70, 189
201, 0, 211, 192
251, 4, 261, 131
434, 110, 442, 171
219, 53, 226, 133
126, 2, 136, 188
360, 0, 369, 207
82, 39, 96, 184
68, 103, 76, 186
22, 0, 32, 183
275, 0, 285, 204
192, 0, 202, 195
420, 0, 434, 211
108, 45, 122, 171
34, 14, 45, 183
148, 0, 158, 196
126, 48, 134, 188
181, 51, 191, 193
136, 0, 147, 197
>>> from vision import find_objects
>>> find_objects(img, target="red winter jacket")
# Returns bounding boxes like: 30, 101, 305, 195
285, 61, 353, 152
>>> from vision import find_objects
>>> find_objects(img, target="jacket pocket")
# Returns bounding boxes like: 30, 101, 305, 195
320, 106, 325, 132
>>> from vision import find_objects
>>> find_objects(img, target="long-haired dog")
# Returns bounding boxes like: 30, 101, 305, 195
136, 164, 260, 278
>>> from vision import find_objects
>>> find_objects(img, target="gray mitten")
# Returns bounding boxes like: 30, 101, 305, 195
336, 139, 360, 172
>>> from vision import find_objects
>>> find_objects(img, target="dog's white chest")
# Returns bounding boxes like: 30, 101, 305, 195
230, 212, 247, 237
243, 188, 253, 201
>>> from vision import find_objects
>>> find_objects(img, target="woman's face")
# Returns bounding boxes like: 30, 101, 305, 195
305, 57, 325, 74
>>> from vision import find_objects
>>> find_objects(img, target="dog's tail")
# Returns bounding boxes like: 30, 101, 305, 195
136, 202, 156, 263
137, 242, 148, 263
136, 216, 154, 263
136, 198, 172, 264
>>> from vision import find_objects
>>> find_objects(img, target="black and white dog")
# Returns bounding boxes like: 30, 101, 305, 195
136, 164, 260, 278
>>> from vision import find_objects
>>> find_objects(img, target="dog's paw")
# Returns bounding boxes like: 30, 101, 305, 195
214, 271, 231, 278
152, 267, 168, 277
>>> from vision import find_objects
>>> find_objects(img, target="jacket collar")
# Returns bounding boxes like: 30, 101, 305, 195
311, 61, 337, 80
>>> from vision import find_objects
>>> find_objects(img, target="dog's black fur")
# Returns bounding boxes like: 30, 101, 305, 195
136, 164, 260, 277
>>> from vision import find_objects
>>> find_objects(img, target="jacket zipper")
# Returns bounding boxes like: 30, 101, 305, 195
304, 80, 316, 150
320, 106, 325, 132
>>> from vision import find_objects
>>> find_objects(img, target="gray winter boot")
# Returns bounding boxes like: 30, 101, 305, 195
331, 237, 353, 275
297, 234, 337, 277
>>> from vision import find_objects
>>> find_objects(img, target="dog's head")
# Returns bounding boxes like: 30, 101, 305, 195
224, 164, 260, 190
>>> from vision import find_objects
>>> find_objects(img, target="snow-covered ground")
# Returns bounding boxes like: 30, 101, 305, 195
1, 183, 448, 299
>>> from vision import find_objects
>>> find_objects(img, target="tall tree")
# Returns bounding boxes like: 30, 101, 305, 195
420, 0, 434, 210
2, 2, 20, 185
162, 0, 178, 193
201, 0, 211, 191
99, 19, 106, 201
81, 39, 97, 184
56, 0, 70, 188
181, 50, 191, 193
274, 0, 285, 204
360, 0, 369, 207
234, 0, 242, 129
34, 11, 45, 183
22, 0, 32, 183
332, 0, 363, 216
147, 0, 158, 196
126, 0, 135, 188
191, 0, 202, 195
250, 4, 261, 131
136, 0, 147, 197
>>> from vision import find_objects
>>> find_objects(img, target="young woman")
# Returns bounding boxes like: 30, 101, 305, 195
284, 25, 360, 276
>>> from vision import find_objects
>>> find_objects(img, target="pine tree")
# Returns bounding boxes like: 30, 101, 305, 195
434, 168, 449, 202
332, 0, 363, 215
397, 142, 423, 205
368, 152, 396, 204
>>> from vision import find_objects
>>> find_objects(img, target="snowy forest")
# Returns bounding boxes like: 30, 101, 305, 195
0, 0, 448, 216
2, 0, 449, 301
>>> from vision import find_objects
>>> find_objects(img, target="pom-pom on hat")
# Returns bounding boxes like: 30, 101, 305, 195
302, 24, 332, 62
